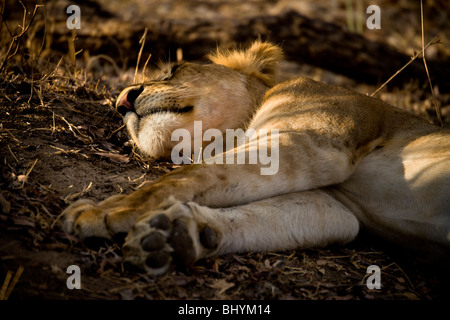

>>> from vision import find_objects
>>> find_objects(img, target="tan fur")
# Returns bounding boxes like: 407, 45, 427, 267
207, 41, 283, 86
62, 42, 450, 274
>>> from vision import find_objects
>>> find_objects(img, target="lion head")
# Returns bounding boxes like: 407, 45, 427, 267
116, 41, 283, 159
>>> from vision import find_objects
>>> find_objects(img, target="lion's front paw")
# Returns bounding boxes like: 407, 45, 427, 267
60, 194, 135, 240
122, 198, 219, 275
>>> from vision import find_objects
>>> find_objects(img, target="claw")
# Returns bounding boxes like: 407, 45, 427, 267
60, 199, 96, 234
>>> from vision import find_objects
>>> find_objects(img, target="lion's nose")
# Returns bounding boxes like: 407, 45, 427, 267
117, 85, 144, 116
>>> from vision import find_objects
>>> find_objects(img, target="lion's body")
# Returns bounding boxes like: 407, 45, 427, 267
62, 42, 450, 274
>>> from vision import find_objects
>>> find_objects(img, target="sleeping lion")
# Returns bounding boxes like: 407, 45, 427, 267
62, 41, 450, 274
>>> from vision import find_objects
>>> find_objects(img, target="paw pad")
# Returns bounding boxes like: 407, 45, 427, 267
123, 206, 219, 275
141, 231, 166, 251
145, 251, 171, 269
169, 219, 196, 267
149, 214, 171, 230
199, 226, 218, 249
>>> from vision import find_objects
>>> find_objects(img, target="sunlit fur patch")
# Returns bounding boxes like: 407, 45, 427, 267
207, 41, 283, 87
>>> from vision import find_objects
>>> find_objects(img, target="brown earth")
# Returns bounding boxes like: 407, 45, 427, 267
1, 0, 449, 300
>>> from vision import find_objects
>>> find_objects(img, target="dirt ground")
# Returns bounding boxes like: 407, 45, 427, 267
1, 0, 450, 300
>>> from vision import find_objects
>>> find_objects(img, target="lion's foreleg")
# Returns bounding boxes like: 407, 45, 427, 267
206, 189, 360, 255
123, 190, 359, 274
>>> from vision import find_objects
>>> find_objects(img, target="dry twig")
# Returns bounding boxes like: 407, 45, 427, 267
63, 181, 93, 202
370, 36, 440, 97
372, 1, 442, 126
420, 0, 442, 126
0, 2, 43, 72
134, 28, 148, 84
0, 266, 24, 300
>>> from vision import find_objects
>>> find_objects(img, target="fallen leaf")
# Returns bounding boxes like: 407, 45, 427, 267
316, 259, 329, 266
209, 279, 234, 297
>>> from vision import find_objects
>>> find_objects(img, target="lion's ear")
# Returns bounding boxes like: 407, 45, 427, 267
207, 41, 283, 87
